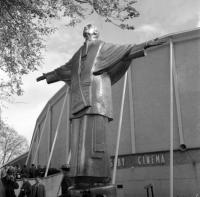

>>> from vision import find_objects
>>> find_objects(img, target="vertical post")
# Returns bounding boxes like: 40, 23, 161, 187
128, 67, 136, 153
45, 87, 69, 177
146, 188, 149, 197
169, 39, 174, 197
32, 105, 50, 164
25, 124, 39, 165
150, 185, 154, 197
47, 107, 51, 165
173, 62, 186, 150
112, 72, 128, 184
65, 95, 71, 164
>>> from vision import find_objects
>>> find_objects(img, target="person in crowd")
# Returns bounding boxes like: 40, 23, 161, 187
39, 166, 46, 178
35, 165, 42, 177
1, 168, 19, 197
60, 164, 72, 197
18, 175, 31, 197
29, 164, 37, 178
0, 174, 6, 197
21, 165, 29, 178
1, 166, 7, 179
15, 165, 22, 180
11, 166, 17, 178
30, 176, 45, 197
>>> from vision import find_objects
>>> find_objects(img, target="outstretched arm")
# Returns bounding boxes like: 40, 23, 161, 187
36, 61, 72, 85
126, 38, 166, 60
36, 71, 59, 84
36, 74, 46, 82
93, 38, 165, 85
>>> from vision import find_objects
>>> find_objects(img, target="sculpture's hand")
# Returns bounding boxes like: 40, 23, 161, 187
36, 73, 46, 82
144, 38, 165, 49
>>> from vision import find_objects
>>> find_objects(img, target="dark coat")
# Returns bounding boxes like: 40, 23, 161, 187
21, 167, 29, 178
18, 181, 31, 197
29, 167, 37, 178
2, 176, 19, 197
30, 183, 45, 197
0, 178, 5, 197
61, 176, 72, 195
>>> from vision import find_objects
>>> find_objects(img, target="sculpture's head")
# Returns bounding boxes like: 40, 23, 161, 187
83, 24, 99, 41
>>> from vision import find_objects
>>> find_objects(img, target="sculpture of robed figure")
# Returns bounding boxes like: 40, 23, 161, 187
37, 24, 161, 194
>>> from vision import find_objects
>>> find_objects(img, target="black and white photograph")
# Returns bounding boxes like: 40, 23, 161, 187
0, 1, 200, 196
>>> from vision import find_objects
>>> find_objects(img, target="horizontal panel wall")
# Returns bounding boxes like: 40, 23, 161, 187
108, 76, 132, 155
174, 37, 200, 148
50, 93, 70, 168
132, 45, 180, 152
38, 113, 50, 167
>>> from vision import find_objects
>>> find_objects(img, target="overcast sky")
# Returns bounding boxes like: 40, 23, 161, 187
2, 0, 200, 143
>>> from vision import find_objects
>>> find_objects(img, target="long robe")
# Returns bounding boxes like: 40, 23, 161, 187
44, 40, 145, 182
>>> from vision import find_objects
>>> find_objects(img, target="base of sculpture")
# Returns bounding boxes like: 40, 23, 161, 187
69, 184, 117, 197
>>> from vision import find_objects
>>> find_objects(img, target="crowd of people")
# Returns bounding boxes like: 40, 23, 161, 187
0, 164, 72, 197
0, 167, 19, 197
0, 164, 53, 197
1, 164, 60, 180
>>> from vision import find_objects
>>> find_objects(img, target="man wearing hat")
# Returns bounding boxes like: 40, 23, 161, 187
18, 175, 31, 197
60, 164, 72, 197
1, 167, 19, 197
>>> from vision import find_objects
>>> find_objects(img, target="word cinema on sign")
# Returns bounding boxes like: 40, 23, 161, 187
137, 153, 165, 166
111, 152, 166, 169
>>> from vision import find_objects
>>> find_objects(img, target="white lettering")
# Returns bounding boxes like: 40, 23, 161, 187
155, 155, 160, 163
161, 154, 165, 163
138, 156, 142, 165
146, 156, 150, 164
110, 159, 114, 168
117, 157, 125, 167
142, 156, 146, 165
121, 157, 125, 166
151, 155, 154, 164
117, 158, 121, 167
113, 153, 166, 168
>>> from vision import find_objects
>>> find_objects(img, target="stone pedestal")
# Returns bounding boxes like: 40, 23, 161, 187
69, 184, 117, 197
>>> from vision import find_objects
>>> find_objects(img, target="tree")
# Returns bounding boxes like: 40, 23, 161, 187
0, 120, 29, 166
0, 0, 139, 100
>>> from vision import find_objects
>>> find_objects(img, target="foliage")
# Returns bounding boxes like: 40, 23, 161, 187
0, 0, 139, 100
0, 119, 29, 166
0, 0, 53, 101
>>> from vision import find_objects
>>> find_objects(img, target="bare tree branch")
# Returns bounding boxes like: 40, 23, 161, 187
74, 0, 89, 3
0, 120, 29, 165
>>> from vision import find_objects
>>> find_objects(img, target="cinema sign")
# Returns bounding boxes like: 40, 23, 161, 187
110, 152, 167, 169
137, 154, 165, 166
